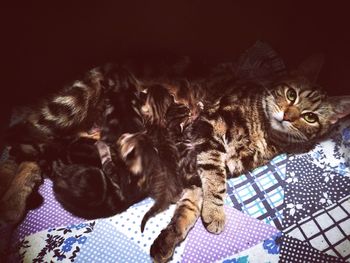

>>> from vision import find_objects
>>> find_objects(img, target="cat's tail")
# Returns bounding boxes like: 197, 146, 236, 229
141, 202, 168, 233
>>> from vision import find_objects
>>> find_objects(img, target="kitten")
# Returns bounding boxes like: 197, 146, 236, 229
43, 83, 188, 227
2, 64, 146, 222
49, 137, 147, 219
4, 64, 143, 161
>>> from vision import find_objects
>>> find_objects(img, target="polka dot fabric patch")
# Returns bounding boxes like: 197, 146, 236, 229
182, 205, 279, 262
283, 158, 350, 228
76, 220, 151, 263
108, 199, 187, 262
283, 145, 350, 229
13, 179, 85, 240
218, 233, 281, 263
280, 235, 346, 263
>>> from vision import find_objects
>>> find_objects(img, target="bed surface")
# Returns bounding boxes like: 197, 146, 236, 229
2, 42, 350, 263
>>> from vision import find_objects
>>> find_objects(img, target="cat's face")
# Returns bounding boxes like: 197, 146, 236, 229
264, 78, 350, 143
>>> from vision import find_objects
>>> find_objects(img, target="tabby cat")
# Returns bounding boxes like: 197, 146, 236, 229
149, 56, 350, 262
4, 56, 350, 263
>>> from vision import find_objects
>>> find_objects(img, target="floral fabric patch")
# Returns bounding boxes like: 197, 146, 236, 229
14, 222, 95, 262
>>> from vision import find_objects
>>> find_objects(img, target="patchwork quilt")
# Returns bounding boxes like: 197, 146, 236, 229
1, 42, 349, 262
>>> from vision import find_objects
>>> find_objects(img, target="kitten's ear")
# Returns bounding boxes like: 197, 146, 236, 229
328, 96, 350, 124
297, 54, 325, 83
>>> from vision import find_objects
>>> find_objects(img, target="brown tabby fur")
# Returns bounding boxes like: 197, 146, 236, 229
0, 162, 42, 228
151, 57, 350, 262
0, 159, 19, 198
3, 56, 350, 263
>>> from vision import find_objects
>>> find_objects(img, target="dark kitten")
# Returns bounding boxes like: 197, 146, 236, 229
49, 137, 146, 219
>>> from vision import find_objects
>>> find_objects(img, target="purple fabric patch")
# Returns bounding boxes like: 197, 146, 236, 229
13, 179, 84, 240
182, 205, 279, 262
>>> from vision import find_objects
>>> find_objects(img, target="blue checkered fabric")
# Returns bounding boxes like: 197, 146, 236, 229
226, 154, 287, 229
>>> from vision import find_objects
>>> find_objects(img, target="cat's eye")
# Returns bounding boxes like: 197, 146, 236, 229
286, 88, 297, 103
303, 112, 318, 123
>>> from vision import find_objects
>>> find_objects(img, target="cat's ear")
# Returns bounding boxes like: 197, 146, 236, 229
297, 54, 325, 83
328, 96, 350, 124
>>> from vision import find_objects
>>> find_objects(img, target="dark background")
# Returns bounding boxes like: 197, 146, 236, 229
2, 1, 350, 127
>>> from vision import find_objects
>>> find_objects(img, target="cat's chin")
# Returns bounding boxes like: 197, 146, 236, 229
269, 118, 305, 145
270, 117, 290, 134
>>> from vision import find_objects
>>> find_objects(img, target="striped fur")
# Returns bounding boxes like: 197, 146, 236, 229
150, 58, 350, 261
194, 72, 350, 236
49, 137, 146, 219
4, 57, 350, 263
0, 162, 42, 228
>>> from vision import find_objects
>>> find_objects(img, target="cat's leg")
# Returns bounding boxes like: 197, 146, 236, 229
150, 185, 202, 263
197, 148, 227, 234
0, 161, 42, 228
0, 158, 19, 198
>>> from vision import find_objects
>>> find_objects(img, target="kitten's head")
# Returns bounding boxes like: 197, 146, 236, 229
264, 55, 350, 145
140, 84, 173, 126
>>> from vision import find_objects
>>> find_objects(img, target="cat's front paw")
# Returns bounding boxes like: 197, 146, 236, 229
202, 203, 226, 234
150, 226, 177, 263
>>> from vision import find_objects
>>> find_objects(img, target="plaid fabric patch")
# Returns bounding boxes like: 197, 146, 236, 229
284, 195, 350, 261
226, 154, 287, 229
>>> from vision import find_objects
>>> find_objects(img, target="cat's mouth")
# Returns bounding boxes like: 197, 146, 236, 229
270, 112, 308, 143
271, 112, 289, 131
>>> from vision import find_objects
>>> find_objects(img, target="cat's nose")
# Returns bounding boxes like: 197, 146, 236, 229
283, 106, 300, 122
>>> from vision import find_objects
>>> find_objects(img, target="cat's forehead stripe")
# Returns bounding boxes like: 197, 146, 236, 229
308, 100, 322, 111
300, 90, 313, 98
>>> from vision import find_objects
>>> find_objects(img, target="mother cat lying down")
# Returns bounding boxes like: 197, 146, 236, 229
3, 55, 350, 262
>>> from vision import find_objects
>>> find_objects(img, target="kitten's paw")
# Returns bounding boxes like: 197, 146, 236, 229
202, 204, 226, 234
150, 227, 177, 263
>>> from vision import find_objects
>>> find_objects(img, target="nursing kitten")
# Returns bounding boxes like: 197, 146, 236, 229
34, 83, 189, 228
120, 84, 193, 232
2, 64, 145, 222
5, 64, 142, 161
49, 84, 191, 230
48, 137, 147, 219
